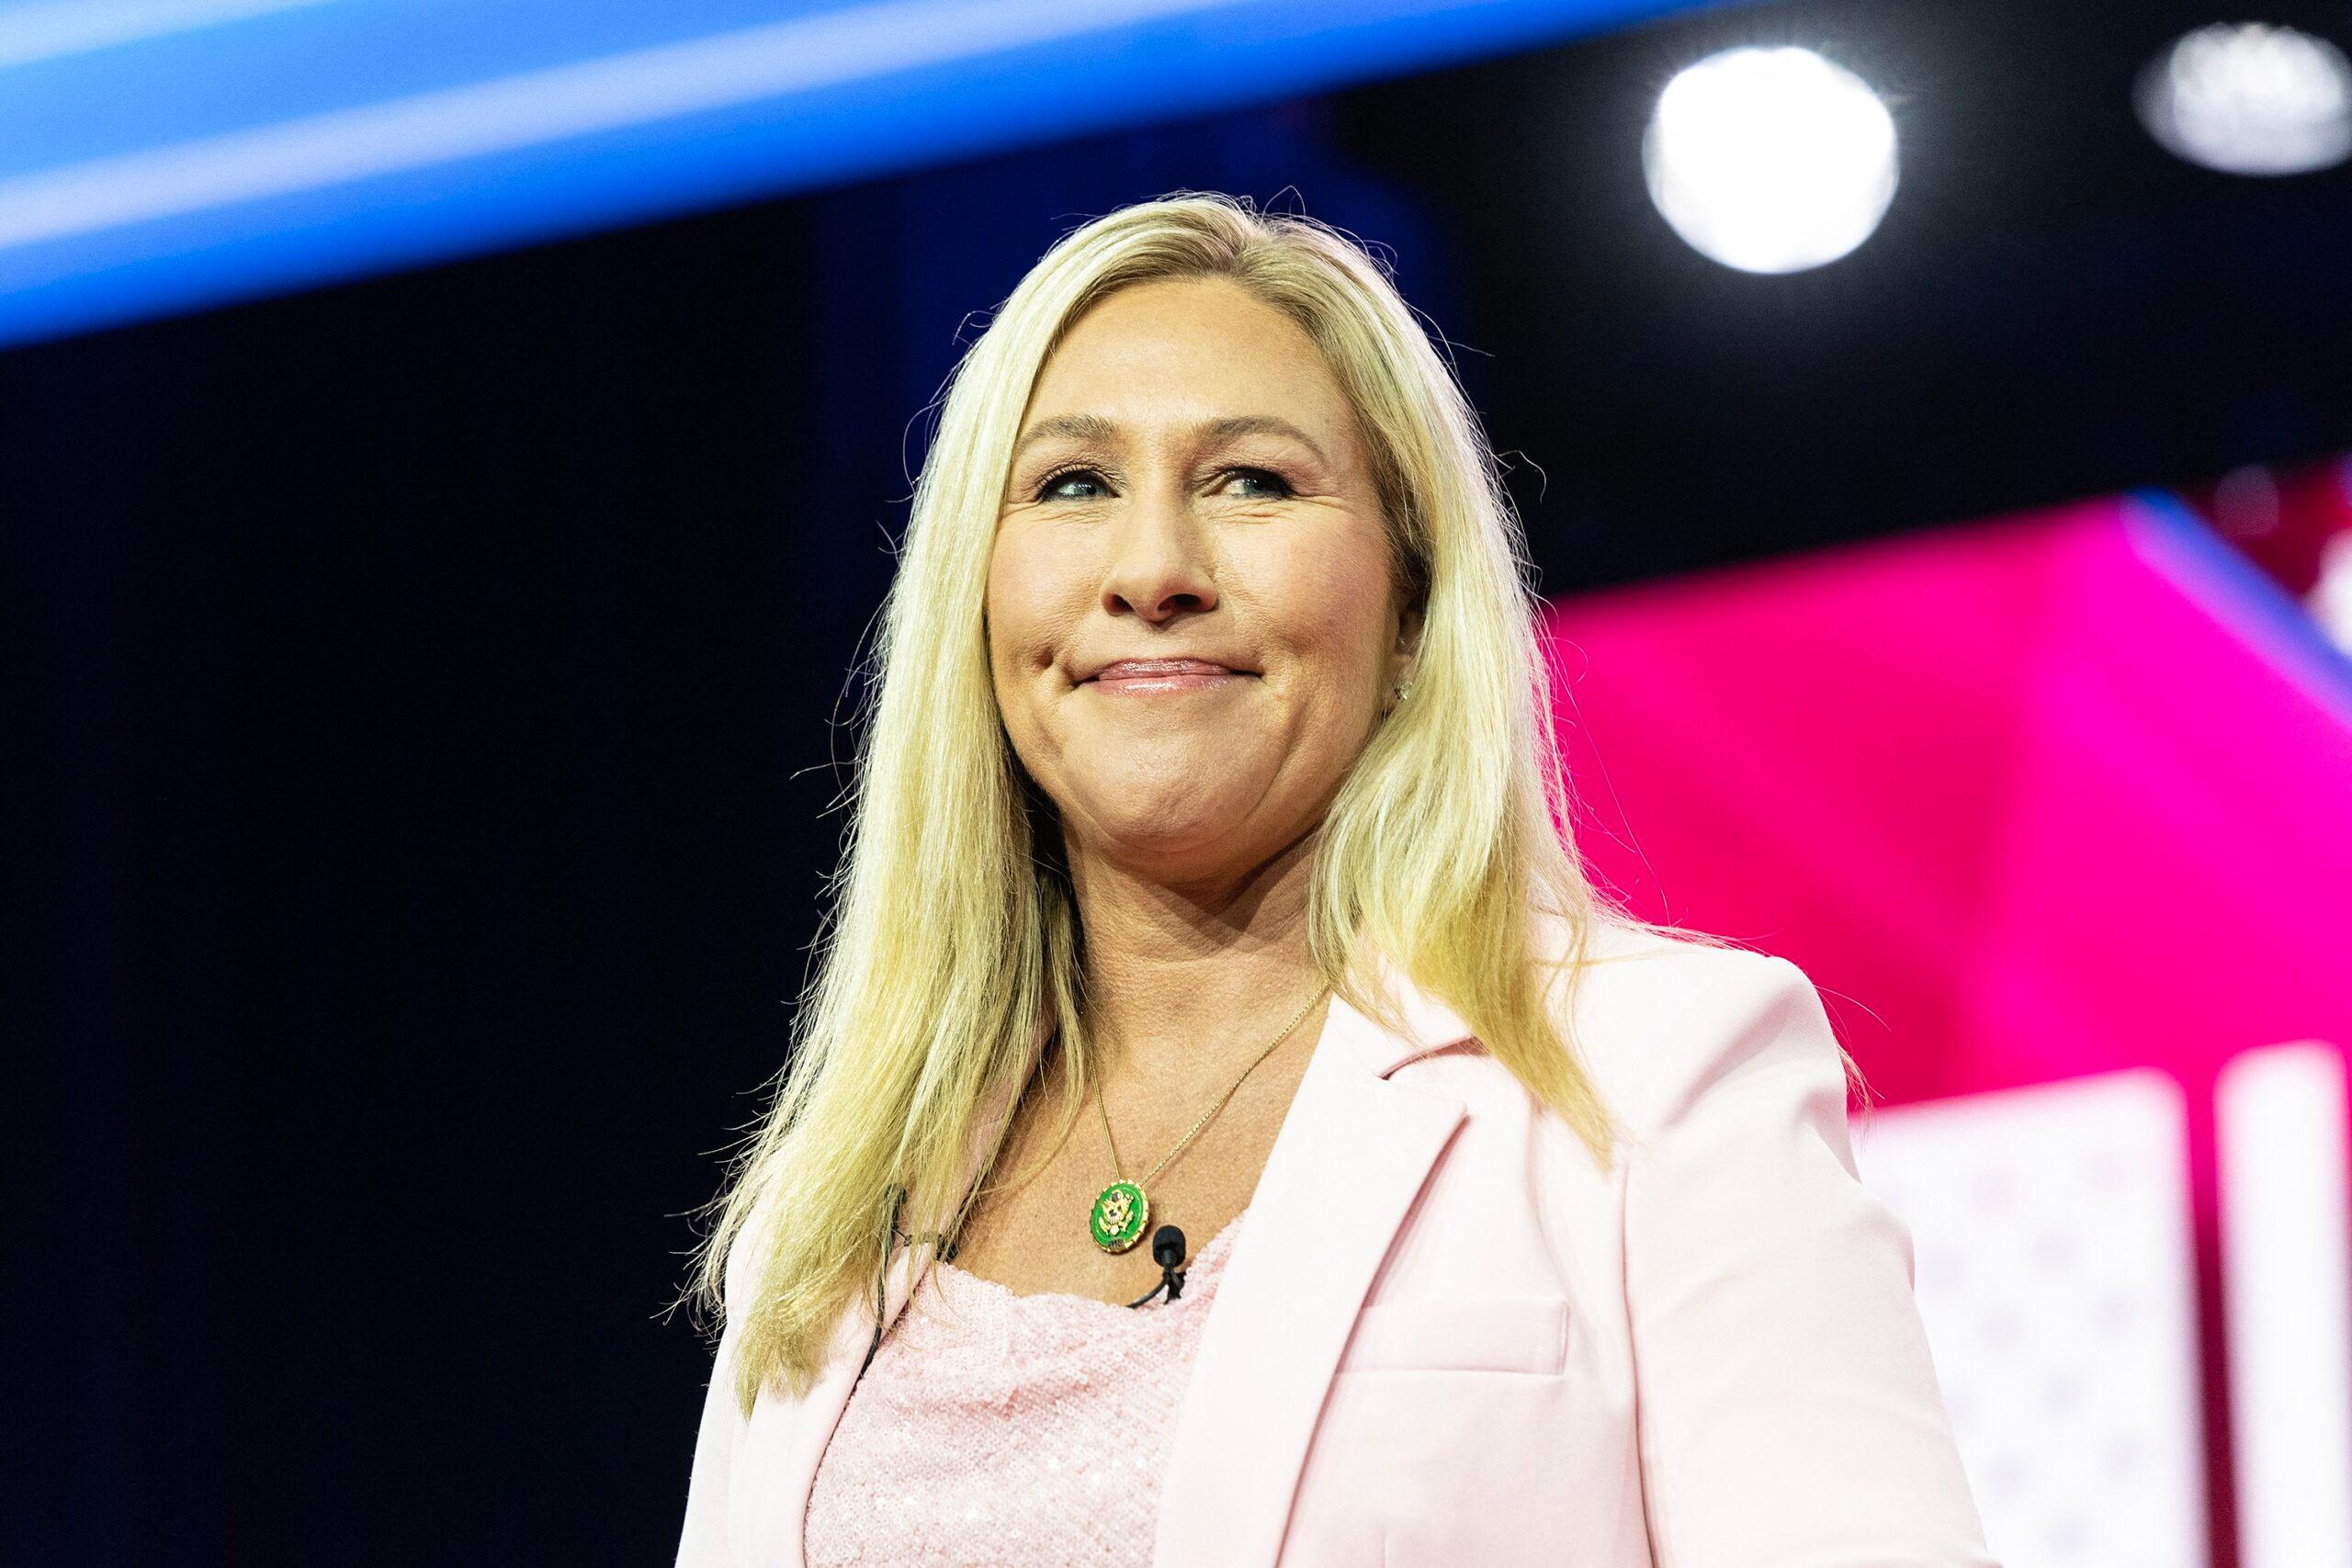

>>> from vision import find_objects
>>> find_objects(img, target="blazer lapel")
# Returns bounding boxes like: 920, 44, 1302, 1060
746, 1046, 1043, 1568
740, 1257, 905, 1567
1152, 966, 1473, 1567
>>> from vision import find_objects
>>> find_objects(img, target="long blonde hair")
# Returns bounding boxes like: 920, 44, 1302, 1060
686, 190, 1743, 1413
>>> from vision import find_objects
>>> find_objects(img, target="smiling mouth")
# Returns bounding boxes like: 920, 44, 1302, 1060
1083, 660, 1251, 694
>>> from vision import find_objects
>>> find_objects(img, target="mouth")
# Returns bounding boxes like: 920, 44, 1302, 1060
1081, 658, 1254, 694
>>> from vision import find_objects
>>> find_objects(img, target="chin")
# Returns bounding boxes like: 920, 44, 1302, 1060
1075, 790, 1244, 856
1051, 749, 1284, 848
1093, 804, 1230, 852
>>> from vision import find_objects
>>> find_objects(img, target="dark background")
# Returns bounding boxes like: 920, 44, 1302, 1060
8, 0, 2348, 1560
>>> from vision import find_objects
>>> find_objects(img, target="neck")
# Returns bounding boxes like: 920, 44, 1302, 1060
1063, 827, 1329, 1091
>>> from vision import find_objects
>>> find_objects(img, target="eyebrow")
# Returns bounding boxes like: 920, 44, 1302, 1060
1009, 412, 1329, 468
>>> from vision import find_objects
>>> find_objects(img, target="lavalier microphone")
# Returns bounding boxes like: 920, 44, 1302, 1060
1125, 1224, 1189, 1308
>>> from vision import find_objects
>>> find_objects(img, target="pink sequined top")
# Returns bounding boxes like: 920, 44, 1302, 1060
802, 1205, 1250, 1568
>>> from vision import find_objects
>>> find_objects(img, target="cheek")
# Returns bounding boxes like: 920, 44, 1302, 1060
986, 528, 1077, 677
1252, 531, 1394, 694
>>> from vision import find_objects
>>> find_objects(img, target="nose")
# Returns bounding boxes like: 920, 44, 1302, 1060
1099, 484, 1218, 624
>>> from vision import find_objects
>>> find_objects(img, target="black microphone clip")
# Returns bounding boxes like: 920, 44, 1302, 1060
1126, 1224, 1189, 1308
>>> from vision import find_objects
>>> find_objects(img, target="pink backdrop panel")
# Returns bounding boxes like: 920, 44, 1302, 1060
1541, 492, 2352, 1109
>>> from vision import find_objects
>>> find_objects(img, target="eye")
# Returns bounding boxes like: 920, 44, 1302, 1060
1221, 467, 1294, 500
1035, 465, 1107, 502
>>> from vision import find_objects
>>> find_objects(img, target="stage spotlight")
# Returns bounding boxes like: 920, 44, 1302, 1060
2135, 22, 2352, 175
1642, 46, 1899, 275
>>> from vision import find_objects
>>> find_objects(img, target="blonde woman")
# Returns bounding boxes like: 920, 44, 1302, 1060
673, 192, 1995, 1567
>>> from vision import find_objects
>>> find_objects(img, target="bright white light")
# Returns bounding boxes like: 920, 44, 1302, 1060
1642, 46, 1899, 275
2136, 23, 2352, 175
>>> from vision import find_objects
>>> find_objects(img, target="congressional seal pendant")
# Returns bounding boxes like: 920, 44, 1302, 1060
1089, 1179, 1149, 1253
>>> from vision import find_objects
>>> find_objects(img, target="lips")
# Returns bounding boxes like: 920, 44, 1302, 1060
1085, 658, 1247, 682
1077, 658, 1250, 691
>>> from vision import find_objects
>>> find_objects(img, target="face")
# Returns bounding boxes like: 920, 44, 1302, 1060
986, 275, 1421, 886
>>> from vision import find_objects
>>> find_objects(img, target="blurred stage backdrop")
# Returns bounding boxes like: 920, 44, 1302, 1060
8, 2, 2352, 1563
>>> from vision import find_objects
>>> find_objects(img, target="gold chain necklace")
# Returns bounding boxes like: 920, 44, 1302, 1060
1086, 983, 1329, 1254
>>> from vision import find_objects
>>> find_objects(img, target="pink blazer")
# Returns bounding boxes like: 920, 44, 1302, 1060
674, 917, 1998, 1566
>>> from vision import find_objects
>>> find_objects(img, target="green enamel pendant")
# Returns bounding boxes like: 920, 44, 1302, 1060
1089, 1179, 1149, 1253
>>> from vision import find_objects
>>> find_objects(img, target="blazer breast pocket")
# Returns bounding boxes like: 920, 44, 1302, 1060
1335, 1294, 1571, 1376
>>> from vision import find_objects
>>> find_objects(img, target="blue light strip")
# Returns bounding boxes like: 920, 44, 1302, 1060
2128, 487, 2352, 729
0, 0, 1738, 349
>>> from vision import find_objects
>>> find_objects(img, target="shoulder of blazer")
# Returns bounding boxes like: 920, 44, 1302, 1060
1375, 913, 1786, 1133
1558, 924, 1839, 1145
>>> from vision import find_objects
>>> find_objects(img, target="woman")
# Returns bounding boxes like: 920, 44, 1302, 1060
673, 192, 1996, 1567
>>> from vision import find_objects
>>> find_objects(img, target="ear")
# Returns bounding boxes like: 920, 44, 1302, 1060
1389, 589, 1426, 686
1380, 591, 1425, 720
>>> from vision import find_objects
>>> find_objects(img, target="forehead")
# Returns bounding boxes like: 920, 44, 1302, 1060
1023, 276, 1357, 444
